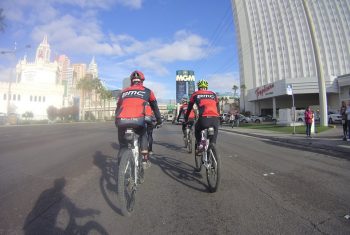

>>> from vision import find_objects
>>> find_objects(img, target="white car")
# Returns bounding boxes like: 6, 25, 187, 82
238, 114, 251, 123
328, 111, 342, 124
250, 115, 263, 123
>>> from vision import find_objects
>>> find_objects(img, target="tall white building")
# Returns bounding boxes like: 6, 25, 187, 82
0, 36, 64, 120
232, 0, 350, 116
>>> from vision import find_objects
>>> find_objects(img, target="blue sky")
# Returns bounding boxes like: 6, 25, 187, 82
0, 0, 239, 99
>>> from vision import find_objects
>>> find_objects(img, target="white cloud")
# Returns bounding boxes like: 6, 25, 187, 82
206, 72, 240, 93
143, 80, 172, 99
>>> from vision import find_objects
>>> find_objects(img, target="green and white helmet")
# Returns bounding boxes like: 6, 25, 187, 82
197, 79, 208, 89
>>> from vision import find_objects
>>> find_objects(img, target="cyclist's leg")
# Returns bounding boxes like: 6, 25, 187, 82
147, 124, 154, 152
182, 122, 186, 137
207, 117, 219, 144
135, 125, 148, 153
118, 126, 128, 149
188, 119, 195, 131
194, 120, 202, 146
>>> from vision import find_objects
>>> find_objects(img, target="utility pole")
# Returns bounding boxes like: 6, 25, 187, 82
302, 0, 328, 126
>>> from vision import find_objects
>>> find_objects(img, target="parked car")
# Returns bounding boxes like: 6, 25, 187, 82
328, 111, 342, 124
220, 113, 230, 123
250, 115, 263, 123
259, 115, 277, 123
238, 114, 251, 123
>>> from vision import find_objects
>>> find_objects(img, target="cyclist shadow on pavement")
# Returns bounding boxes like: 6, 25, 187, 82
93, 150, 124, 216
23, 178, 107, 235
151, 155, 208, 192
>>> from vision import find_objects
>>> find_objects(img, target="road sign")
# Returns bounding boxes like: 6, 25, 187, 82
286, 84, 293, 95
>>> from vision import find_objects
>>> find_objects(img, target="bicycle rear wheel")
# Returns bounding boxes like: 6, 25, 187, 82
118, 149, 137, 216
187, 131, 192, 153
206, 144, 221, 192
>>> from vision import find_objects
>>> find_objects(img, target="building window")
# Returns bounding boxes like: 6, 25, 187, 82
43, 96, 46, 102
18, 94, 21, 101
34, 96, 37, 102
3, 94, 6, 100
30, 95, 33, 102
39, 96, 41, 102
13, 94, 16, 101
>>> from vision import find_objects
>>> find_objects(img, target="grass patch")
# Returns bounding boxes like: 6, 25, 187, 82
233, 123, 333, 134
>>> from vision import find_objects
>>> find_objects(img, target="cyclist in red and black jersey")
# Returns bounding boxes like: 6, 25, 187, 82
177, 96, 196, 138
185, 79, 220, 152
115, 71, 162, 160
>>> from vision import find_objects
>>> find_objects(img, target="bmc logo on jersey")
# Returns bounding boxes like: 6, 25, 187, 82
197, 94, 215, 99
122, 90, 146, 98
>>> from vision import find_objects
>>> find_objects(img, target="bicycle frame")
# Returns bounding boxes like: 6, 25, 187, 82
124, 128, 141, 186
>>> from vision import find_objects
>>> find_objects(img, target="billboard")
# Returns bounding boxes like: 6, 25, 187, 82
176, 70, 195, 81
175, 70, 196, 103
176, 81, 187, 104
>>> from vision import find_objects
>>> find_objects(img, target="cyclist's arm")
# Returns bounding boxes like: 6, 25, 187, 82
185, 101, 194, 121
114, 93, 123, 127
148, 91, 162, 123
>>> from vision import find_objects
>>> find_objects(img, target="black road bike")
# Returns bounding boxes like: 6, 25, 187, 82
194, 127, 221, 192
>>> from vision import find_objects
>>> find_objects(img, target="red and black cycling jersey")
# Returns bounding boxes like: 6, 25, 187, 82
185, 90, 219, 119
115, 84, 161, 121
177, 103, 195, 121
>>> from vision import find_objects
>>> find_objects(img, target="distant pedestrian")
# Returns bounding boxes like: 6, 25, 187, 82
340, 101, 348, 141
229, 114, 235, 128
235, 113, 240, 127
304, 106, 314, 137
345, 101, 350, 141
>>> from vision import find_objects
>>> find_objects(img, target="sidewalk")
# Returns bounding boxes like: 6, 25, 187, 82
219, 124, 350, 159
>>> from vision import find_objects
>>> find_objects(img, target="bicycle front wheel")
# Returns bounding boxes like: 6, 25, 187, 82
206, 144, 221, 193
118, 149, 137, 216
194, 144, 202, 172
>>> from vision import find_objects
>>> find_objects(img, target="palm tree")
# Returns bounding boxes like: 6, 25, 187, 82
232, 85, 238, 98
92, 78, 102, 119
99, 87, 113, 119
76, 76, 94, 120
240, 84, 246, 112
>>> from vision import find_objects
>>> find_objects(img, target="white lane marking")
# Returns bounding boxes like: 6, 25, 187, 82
345, 215, 350, 220
263, 172, 275, 176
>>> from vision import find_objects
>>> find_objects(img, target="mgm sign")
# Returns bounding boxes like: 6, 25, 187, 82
176, 70, 195, 103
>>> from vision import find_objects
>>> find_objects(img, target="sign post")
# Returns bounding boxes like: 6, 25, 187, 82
286, 84, 296, 134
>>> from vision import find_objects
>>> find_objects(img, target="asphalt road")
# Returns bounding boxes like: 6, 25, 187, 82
0, 122, 349, 234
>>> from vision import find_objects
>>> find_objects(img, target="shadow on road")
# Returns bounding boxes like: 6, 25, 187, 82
111, 142, 120, 150
151, 155, 208, 192
23, 178, 107, 235
153, 140, 188, 153
93, 150, 124, 216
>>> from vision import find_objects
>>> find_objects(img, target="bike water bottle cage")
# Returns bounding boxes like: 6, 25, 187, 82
124, 128, 135, 141
208, 127, 215, 136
